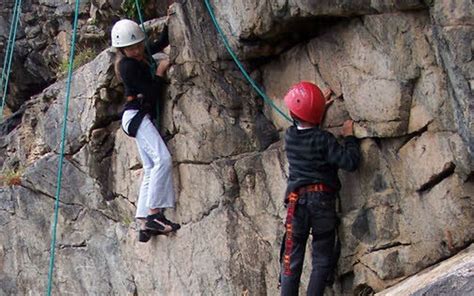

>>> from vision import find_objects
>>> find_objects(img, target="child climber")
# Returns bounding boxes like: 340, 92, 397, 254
280, 82, 360, 295
111, 17, 180, 243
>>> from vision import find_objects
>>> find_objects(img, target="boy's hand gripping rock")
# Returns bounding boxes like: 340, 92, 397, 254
342, 120, 354, 136
322, 88, 334, 106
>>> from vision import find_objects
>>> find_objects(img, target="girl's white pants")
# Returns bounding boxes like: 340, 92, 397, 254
122, 110, 176, 218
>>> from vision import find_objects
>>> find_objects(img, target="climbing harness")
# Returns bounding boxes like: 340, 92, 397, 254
203, 0, 292, 122
46, 0, 81, 295
122, 95, 147, 137
0, 0, 23, 123
279, 184, 336, 280
283, 192, 299, 276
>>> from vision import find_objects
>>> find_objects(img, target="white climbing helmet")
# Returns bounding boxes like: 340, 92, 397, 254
111, 19, 145, 48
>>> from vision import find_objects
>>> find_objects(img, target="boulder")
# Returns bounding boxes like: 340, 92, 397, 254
376, 244, 474, 296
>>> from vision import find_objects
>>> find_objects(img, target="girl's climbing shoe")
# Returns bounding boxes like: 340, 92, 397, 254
138, 228, 170, 243
145, 213, 174, 234
145, 213, 180, 233
155, 212, 181, 231
138, 229, 152, 243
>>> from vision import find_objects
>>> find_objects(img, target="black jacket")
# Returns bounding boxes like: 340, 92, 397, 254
120, 25, 169, 121
285, 125, 360, 194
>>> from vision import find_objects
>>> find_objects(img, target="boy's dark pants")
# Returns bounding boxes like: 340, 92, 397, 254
280, 192, 338, 296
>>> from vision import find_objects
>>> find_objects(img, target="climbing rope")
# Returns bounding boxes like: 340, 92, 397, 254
134, 0, 161, 127
134, 0, 157, 75
46, 0, 81, 294
0, 0, 23, 123
203, 0, 292, 122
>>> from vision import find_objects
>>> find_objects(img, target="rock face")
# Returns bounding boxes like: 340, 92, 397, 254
0, 1, 473, 295
376, 244, 474, 296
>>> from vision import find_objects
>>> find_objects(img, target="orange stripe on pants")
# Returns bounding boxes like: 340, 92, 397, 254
283, 192, 299, 276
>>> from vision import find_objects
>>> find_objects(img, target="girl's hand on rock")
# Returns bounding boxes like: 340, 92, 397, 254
156, 59, 170, 77
166, 3, 176, 23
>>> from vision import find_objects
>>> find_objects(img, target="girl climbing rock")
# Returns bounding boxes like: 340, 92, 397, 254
111, 15, 180, 243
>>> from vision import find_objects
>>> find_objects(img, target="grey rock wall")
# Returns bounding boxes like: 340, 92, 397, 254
376, 244, 474, 296
0, 0, 472, 295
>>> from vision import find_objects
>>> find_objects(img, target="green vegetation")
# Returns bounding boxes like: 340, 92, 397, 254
0, 167, 23, 187
122, 215, 132, 226
121, 0, 151, 20
56, 46, 96, 78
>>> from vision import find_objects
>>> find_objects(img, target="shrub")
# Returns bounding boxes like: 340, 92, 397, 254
1, 168, 22, 187
121, 0, 151, 20
56, 46, 96, 78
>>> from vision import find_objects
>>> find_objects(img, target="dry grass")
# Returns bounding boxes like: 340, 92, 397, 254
56, 46, 96, 78
0, 168, 22, 187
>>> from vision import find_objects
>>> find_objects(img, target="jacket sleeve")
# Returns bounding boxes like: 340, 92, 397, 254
149, 25, 169, 55
326, 133, 360, 172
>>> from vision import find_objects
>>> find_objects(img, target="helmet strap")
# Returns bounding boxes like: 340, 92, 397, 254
290, 112, 301, 126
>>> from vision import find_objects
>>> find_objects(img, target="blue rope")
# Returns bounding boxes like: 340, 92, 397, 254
134, 0, 160, 127
134, 0, 157, 74
46, 0, 81, 294
203, 0, 292, 122
0, 0, 23, 123
0, 0, 18, 93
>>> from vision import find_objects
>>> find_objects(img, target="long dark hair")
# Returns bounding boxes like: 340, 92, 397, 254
114, 49, 125, 82
113, 42, 150, 81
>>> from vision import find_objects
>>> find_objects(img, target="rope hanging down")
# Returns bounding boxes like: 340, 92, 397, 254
134, 0, 157, 74
0, 0, 23, 123
46, 0, 81, 294
203, 0, 292, 122
134, 0, 160, 127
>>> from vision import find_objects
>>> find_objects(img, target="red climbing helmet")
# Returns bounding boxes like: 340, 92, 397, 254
284, 81, 326, 125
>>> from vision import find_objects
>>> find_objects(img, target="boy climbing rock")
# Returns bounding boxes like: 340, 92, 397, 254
280, 81, 360, 295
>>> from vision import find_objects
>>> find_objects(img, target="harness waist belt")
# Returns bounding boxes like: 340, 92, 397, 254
297, 183, 334, 195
